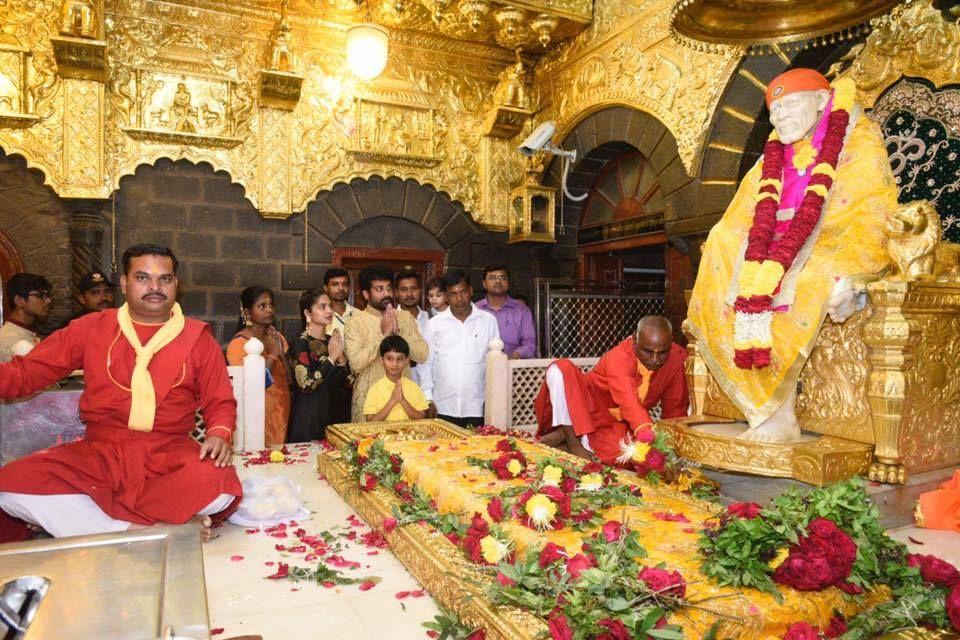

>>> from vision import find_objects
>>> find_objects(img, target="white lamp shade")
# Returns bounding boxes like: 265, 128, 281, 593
346, 24, 389, 80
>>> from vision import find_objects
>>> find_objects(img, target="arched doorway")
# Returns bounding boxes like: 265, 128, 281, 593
0, 229, 26, 322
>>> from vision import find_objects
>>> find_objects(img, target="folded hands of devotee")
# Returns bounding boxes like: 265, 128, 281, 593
199, 435, 233, 467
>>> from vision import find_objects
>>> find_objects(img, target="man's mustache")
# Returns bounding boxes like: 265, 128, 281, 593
142, 292, 167, 301
380, 297, 395, 307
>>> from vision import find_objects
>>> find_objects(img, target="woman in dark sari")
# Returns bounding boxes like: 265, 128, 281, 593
286, 289, 352, 442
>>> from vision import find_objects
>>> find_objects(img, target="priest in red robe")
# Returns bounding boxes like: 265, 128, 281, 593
0, 244, 242, 542
535, 315, 688, 464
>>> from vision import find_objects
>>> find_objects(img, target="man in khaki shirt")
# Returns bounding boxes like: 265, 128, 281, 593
344, 265, 429, 422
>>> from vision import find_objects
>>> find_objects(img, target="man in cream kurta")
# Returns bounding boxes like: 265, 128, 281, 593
344, 266, 429, 422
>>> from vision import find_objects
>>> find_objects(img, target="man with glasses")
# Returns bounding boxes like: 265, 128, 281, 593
0, 273, 52, 362
476, 265, 536, 359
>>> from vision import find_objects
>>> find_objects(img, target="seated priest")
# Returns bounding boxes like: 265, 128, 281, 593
0, 244, 242, 543
535, 315, 688, 464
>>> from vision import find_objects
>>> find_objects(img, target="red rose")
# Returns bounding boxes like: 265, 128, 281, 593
466, 630, 485, 640
837, 581, 863, 595
635, 427, 655, 443
362, 473, 377, 491
382, 517, 397, 533
491, 452, 526, 479
947, 583, 960, 632
565, 553, 595, 579
602, 520, 625, 543
807, 517, 839, 538
297, 352, 311, 365
444, 532, 461, 545
783, 622, 819, 640
539, 542, 567, 568
581, 461, 604, 474
469, 512, 489, 534
908, 553, 960, 588
774, 553, 836, 591
548, 614, 573, 640
495, 438, 514, 452
572, 508, 595, 523
486, 497, 505, 522
824, 614, 847, 639
596, 618, 631, 640
639, 566, 686, 598
540, 485, 567, 501
727, 502, 762, 519
496, 571, 515, 587
644, 448, 666, 473
560, 476, 578, 494
462, 534, 483, 564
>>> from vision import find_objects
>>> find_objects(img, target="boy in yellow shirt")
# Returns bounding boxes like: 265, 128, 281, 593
363, 335, 430, 422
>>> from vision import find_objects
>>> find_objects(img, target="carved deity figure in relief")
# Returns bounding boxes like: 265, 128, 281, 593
0, 73, 17, 113
169, 82, 199, 133
60, 0, 97, 39
686, 68, 898, 443
493, 56, 529, 110
268, 14, 296, 73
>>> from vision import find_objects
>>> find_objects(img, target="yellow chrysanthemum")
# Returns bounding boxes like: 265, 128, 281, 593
631, 442, 651, 464
541, 465, 563, 487
357, 437, 375, 457
524, 494, 557, 530
753, 260, 786, 295
269, 450, 286, 463
832, 77, 856, 112
769, 547, 790, 569
480, 535, 509, 564
791, 140, 817, 172
506, 458, 523, 476
578, 473, 603, 492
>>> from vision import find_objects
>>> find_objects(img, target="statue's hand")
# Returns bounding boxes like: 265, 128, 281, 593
826, 282, 859, 323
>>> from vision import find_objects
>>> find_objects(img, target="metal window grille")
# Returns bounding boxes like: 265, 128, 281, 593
534, 279, 665, 358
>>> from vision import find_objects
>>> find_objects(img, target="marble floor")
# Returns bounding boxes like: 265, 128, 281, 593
203, 450, 960, 640
203, 444, 440, 640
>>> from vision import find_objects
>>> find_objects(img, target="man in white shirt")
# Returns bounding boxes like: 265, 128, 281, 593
395, 269, 431, 387
420, 270, 500, 429
323, 268, 357, 337
0, 273, 51, 363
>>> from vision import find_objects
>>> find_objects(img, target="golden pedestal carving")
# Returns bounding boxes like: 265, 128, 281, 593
670, 267, 960, 486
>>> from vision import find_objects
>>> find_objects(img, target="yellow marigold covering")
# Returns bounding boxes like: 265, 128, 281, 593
687, 115, 897, 425
386, 436, 887, 639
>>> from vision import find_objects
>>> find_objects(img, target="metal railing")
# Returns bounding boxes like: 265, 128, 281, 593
533, 278, 664, 358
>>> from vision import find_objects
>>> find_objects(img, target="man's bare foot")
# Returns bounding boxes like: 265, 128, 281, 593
190, 515, 215, 542
539, 430, 566, 447
737, 385, 802, 443
737, 420, 802, 443
566, 440, 596, 461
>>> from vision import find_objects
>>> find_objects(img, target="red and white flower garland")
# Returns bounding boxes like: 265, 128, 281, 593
733, 78, 856, 370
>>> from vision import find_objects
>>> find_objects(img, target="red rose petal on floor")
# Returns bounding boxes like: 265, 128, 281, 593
322, 581, 336, 588
682, 528, 696, 534
265, 561, 274, 566
245, 528, 259, 534
908, 536, 925, 545
427, 632, 439, 639
395, 591, 410, 599
410, 589, 426, 597
211, 628, 224, 636
367, 551, 379, 556
290, 588, 299, 592
229, 555, 244, 562
359, 580, 377, 591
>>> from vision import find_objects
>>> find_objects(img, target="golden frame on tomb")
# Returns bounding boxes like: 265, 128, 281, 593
318, 420, 951, 640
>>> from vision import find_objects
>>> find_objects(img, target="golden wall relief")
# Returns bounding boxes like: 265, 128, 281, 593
530, 0, 742, 176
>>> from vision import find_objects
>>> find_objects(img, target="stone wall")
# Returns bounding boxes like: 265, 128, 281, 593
111, 160, 547, 343
0, 150, 72, 331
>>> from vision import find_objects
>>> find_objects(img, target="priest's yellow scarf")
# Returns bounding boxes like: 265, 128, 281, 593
116, 302, 186, 431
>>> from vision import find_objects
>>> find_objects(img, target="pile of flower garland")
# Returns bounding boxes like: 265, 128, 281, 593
344, 436, 697, 639
698, 478, 960, 638
733, 78, 856, 370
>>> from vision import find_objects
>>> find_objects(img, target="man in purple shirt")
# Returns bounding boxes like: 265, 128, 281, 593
476, 265, 537, 359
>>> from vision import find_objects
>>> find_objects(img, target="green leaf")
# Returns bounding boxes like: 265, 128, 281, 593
647, 628, 685, 639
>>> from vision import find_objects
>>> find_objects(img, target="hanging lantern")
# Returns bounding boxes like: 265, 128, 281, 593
346, 24, 389, 80
508, 169, 556, 244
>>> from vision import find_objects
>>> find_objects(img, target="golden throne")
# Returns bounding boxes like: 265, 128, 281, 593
660, 1, 960, 486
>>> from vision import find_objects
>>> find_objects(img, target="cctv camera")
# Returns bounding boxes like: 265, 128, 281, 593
518, 121, 557, 156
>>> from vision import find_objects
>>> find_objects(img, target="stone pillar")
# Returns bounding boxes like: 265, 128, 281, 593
68, 201, 105, 300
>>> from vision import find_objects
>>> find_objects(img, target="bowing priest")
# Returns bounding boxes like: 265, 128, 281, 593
0, 244, 242, 543
535, 315, 688, 464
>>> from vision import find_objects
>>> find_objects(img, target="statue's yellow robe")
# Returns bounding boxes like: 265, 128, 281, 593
687, 114, 898, 425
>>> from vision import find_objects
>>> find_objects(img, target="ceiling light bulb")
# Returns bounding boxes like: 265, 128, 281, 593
346, 24, 389, 80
